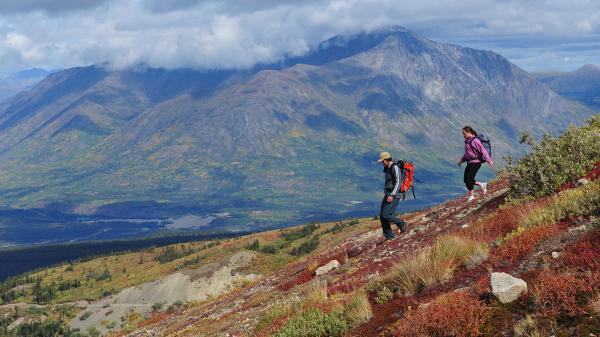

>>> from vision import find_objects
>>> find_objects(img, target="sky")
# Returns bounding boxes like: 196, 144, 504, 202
0, 0, 598, 76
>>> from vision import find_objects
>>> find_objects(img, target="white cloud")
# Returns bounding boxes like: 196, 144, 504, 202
0, 0, 599, 75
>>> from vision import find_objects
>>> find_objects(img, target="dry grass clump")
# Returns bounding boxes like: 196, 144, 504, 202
513, 315, 542, 337
385, 235, 487, 295
344, 289, 372, 325
306, 280, 328, 304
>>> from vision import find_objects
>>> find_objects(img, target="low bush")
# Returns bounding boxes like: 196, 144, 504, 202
374, 286, 393, 304
260, 244, 279, 254
560, 229, 600, 272
281, 223, 319, 242
519, 179, 600, 229
531, 269, 600, 319
388, 291, 488, 337
507, 114, 600, 200
290, 237, 319, 256
254, 302, 295, 336
278, 269, 314, 291
154, 244, 199, 264
491, 224, 563, 268
272, 309, 348, 337
79, 310, 92, 321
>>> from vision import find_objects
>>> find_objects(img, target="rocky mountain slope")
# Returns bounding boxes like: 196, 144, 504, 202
534, 64, 600, 110
0, 26, 593, 238
0, 68, 50, 103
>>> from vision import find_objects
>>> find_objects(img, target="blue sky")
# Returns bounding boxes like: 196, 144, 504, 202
0, 0, 598, 76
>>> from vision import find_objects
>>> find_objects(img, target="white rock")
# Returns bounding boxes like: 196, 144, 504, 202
315, 260, 340, 276
461, 224, 469, 229
577, 178, 590, 186
491, 272, 528, 303
551, 252, 561, 259
568, 225, 587, 233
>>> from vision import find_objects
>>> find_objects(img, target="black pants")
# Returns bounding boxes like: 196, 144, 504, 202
379, 196, 405, 239
464, 162, 482, 191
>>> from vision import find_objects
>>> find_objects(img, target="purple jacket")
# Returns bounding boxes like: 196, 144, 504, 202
460, 137, 491, 164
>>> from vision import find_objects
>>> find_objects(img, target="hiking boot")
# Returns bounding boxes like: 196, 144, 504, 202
467, 195, 476, 202
481, 182, 488, 195
397, 221, 407, 233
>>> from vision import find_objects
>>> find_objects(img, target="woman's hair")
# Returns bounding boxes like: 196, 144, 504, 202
462, 126, 477, 136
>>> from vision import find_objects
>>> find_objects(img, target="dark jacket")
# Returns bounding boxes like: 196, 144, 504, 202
383, 164, 401, 198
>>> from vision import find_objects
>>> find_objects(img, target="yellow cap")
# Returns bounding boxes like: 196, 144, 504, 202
377, 151, 391, 162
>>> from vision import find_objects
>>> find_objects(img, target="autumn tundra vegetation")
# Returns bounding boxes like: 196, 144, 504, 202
0, 114, 599, 337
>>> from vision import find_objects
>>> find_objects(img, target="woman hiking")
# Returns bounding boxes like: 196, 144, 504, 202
457, 126, 493, 202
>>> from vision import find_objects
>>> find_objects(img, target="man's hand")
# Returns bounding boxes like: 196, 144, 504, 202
386, 195, 394, 203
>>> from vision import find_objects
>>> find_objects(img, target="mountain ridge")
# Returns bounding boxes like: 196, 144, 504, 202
0, 26, 593, 243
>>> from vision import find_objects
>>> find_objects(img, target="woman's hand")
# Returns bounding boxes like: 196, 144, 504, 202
488, 160, 494, 167
386, 195, 394, 203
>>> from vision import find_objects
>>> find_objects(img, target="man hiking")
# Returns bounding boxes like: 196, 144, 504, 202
457, 126, 493, 202
377, 152, 407, 240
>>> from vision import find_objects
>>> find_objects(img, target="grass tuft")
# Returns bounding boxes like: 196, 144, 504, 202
385, 235, 486, 295
513, 315, 542, 337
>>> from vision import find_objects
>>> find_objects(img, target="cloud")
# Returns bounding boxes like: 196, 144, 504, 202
0, 0, 107, 13
0, 0, 598, 75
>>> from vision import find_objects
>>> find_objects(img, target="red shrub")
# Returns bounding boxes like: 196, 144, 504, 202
316, 251, 347, 266
531, 269, 600, 319
585, 162, 600, 181
471, 275, 491, 298
346, 244, 369, 258
278, 269, 314, 291
560, 230, 600, 272
466, 207, 520, 242
388, 291, 488, 337
466, 198, 550, 243
327, 281, 359, 296
490, 223, 564, 268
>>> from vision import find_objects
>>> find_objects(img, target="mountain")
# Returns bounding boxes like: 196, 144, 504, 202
0, 26, 593, 243
534, 64, 600, 109
0, 68, 51, 103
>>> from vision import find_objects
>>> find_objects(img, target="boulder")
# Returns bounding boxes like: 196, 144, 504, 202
315, 260, 340, 276
551, 251, 561, 259
577, 178, 590, 186
491, 272, 527, 303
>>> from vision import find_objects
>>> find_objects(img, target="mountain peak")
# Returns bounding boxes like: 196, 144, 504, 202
370, 24, 411, 34
575, 63, 600, 73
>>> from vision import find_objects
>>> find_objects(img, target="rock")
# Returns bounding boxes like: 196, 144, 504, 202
577, 178, 590, 186
461, 224, 469, 229
491, 272, 528, 303
568, 225, 587, 233
315, 260, 340, 276
551, 251, 560, 259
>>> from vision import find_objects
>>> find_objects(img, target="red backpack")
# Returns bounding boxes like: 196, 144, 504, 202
396, 160, 417, 199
